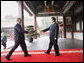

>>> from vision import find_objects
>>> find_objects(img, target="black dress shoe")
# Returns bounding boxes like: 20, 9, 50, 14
44, 51, 50, 54
5, 56, 12, 60
4, 48, 6, 49
55, 54, 60, 56
24, 54, 31, 57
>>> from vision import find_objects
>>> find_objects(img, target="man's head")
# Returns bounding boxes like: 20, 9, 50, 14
16, 18, 22, 24
51, 17, 56, 23
1, 32, 5, 36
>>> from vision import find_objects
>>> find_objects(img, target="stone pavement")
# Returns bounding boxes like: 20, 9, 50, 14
1, 36, 83, 52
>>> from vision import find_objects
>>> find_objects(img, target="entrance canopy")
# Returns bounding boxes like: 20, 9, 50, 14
23, 1, 83, 17
17, 1, 83, 38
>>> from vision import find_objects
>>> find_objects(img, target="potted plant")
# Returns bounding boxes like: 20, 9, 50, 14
25, 25, 39, 43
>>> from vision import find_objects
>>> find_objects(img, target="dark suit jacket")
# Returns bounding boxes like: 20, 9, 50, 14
43, 23, 59, 39
14, 23, 28, 42
1, 36, 7, 42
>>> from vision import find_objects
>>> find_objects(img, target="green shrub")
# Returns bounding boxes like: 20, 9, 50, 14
25, 25, 38, 38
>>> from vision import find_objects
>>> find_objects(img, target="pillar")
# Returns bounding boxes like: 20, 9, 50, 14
63, 16, 66, 38
34, 15, 37, 39
18, 1, 24, 29
71, 15, 75, 39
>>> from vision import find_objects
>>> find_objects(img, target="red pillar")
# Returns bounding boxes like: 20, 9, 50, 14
71, 15, 75, 39
63, 16, 66, 38
34, 15, 37, 39
18, 1, 24, 29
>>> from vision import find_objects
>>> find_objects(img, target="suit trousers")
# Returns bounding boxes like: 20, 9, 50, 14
47, 38, 59, 54
6, 41, 28, 58
2, 42, 6, 49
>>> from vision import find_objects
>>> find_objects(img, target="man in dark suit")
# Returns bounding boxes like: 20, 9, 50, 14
1, 32, 7, 49
41, 17, 60, 56
5, 18, 31, 60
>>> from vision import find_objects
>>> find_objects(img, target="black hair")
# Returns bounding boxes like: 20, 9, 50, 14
51, 17, 56, 22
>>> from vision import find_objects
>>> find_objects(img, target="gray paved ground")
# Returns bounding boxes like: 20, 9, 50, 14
1, 36, 83, 52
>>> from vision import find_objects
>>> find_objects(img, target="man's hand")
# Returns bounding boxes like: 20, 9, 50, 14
40, 30, 44, 33
54, 38, 57, 40
29, 31, 33, 34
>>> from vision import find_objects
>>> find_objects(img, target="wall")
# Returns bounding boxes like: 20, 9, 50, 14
66, 32, 83, 40
66, 32, 72, 38
74, 32, 83, 40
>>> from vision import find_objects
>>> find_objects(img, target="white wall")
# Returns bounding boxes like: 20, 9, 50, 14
66, 32, 83, 40
74, 32, 83, 40
66, 32, 72, 38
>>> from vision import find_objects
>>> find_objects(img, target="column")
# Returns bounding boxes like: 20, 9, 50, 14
34, 15, 37, 39
63, 16, 66, 38
18, 1, 24, 29
71, 15, 75, 39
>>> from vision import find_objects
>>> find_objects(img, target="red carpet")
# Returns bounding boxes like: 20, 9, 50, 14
1, 49, 83, 62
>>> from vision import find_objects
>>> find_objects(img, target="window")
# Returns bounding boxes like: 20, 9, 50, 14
76, 22, 80, 31
75, 11, 83, 32
66, 17, 72, 32
81, 21, 83, 31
